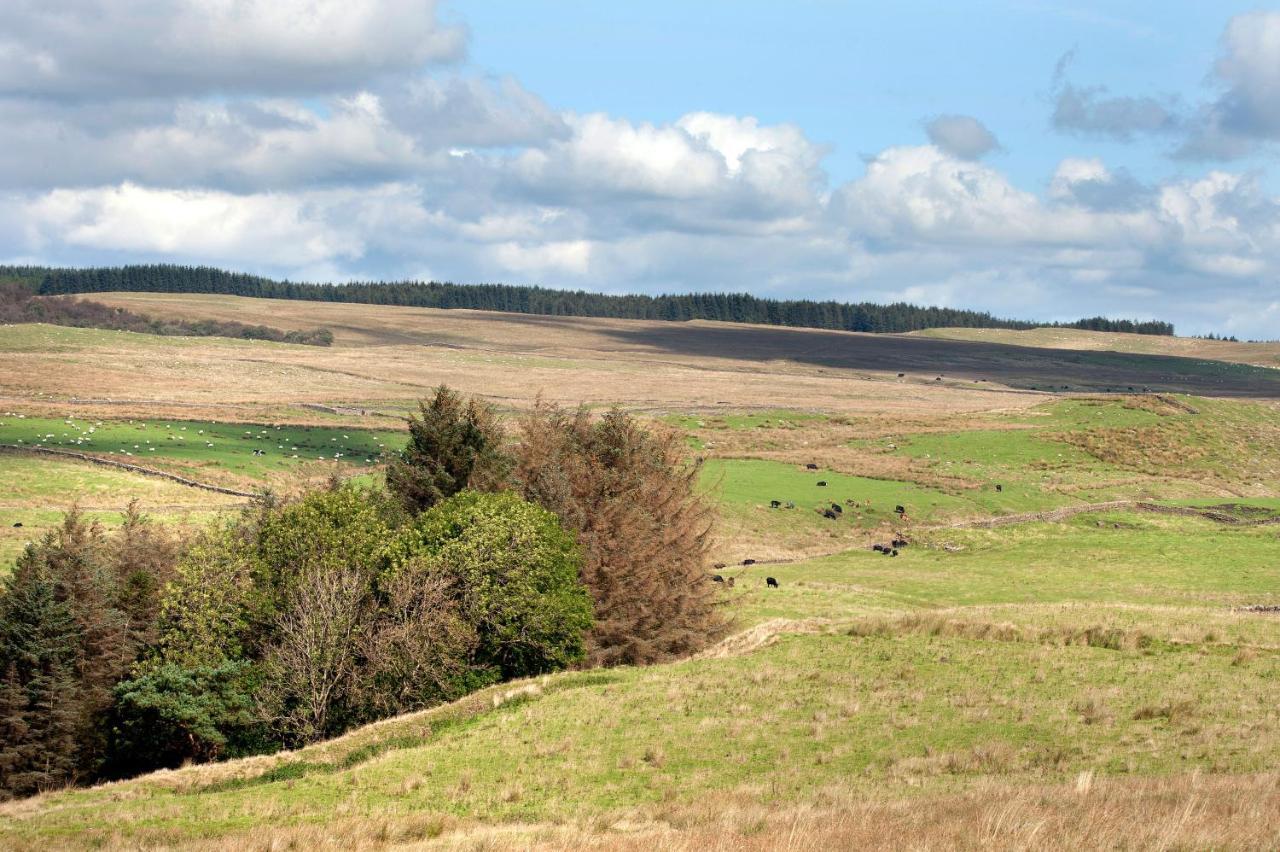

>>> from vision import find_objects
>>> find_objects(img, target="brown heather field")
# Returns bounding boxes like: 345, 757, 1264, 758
1, 296, 1279, 850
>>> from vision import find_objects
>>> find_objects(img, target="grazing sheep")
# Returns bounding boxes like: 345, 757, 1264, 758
766, 577, 779, 588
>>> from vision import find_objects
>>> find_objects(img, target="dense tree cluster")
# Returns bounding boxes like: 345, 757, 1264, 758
0, 281, 333, 345
0, 387, 724, 799
10, 263, 1178, 336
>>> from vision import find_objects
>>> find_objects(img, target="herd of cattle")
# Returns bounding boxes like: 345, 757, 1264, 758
709, 461, 925, 587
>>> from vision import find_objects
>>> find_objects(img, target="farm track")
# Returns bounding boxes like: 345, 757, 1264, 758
0, 445, 261, 498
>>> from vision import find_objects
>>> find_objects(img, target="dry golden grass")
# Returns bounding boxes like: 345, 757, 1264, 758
56, 772, 1280, 851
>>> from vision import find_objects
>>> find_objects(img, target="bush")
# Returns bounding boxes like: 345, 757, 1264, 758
388, 491, 593, 681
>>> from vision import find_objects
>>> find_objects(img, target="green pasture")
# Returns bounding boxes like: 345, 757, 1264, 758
0, 413, 403, 480
5, 621, 1276, 848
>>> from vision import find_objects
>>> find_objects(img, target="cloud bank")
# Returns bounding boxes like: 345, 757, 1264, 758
1, 4, 1278, 338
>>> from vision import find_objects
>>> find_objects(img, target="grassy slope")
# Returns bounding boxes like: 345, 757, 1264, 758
3, 504, 1277, 848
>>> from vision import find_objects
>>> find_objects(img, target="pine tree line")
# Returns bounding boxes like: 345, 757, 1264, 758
5, 263, 1176, 336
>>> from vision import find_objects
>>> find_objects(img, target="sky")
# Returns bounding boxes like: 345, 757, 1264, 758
1, 2, 1279, 337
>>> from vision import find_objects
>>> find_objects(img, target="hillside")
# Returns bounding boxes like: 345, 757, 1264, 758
913, 326, 1280, 369
0, 300, 1277, 849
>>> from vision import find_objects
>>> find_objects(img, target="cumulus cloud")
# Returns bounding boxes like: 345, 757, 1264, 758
0, 0, 465, 98
923, 115, 1001, 160
1177, 11, 1280, 160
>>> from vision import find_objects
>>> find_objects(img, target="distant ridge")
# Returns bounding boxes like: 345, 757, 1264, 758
3, 263, 1176, 337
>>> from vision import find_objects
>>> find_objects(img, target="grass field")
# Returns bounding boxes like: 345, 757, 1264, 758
0, 412, 400, 483
0, 302, 1278, 849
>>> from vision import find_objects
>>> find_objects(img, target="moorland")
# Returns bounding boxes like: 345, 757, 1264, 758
0, 291, 1277, 850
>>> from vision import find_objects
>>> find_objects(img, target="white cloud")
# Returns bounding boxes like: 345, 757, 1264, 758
0, 0, 465, 98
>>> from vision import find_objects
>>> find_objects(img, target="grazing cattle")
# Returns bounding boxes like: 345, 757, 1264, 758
830, 503, 843, 514
890, 549, 899, 557
895, 505, 906, 515
822, 509, 839, 520
805, 463, 819, 470
995, 484, 1003, 492
12, 522, 22, 528
891, 538, 908, 549
711, 575, 724, 583
872, 544, 885, 553
935, 376, 942, 381
713, 562, 726, 569
727, 577, 736, 588
742, 558, 757, 566
770, 500, 782, 509
816, 480, 828, 487
897, 373, 905, 378
766, 577, 779, 588
785, 501, 796, 509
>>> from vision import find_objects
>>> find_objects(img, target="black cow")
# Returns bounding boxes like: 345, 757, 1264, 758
816, 480, 827, 487
995, 484, 1003, 492
890, 549, 899, 557
766, 577, 779, 588
830, 503, 843, 513
12, 522, 22, 528
822, 509, 838, 520
897, 373, 905, 378
711, 575, 724, 583
895, 505, 906, 514
872, 544, 885, 553
770, 500, 782, 508
742, 558, 756, 566
891, 538, 908, 549
805, 463, 819, 470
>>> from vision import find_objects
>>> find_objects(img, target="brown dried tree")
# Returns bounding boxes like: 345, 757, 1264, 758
510, 402, 726, 666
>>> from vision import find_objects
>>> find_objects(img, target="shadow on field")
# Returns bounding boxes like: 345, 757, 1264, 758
587, 322, 1280, 397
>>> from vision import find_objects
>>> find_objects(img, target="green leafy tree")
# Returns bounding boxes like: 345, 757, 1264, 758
387, 491, 593, 681
386, 386, 509, 513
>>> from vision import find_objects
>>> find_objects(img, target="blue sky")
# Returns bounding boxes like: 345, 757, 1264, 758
450, 0, 1264, 186
1, 1, 1278, 337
